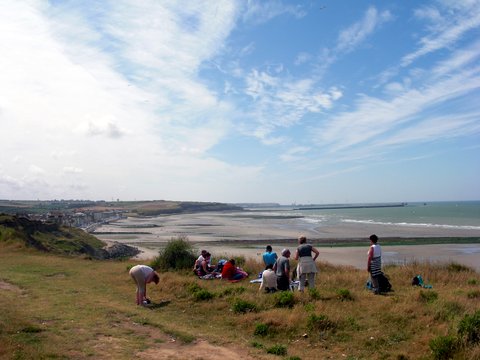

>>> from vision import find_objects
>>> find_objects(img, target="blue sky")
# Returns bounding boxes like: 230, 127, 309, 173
0, 0, 479, 204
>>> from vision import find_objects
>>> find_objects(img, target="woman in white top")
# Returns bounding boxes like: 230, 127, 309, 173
129, 264, 160, 305
367, 234, 382, 294
259, 263, 277, 293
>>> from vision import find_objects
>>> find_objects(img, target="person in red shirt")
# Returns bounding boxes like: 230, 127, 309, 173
221, 259, 248, 281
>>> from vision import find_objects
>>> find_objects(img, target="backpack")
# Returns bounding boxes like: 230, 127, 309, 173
377, 273, 392, 293
412, 275, 423, 286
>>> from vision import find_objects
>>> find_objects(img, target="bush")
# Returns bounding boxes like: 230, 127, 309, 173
307, 314, 336, 332
186, 283, 202, 294
251, 341, 263, 349
150, 237, 196, 271
266, 344, 287, 356
232, 299, 257, 314
429, 335, 458, 360
418, 290, 438, 303
336, 288, 354, 301
192, 289, 214, 301
458, 310, 480, 344
467, 290, 480, 299
254, 323, 269, 337
467, 278, 478, 285
274, 291, 295, 308
447, 262, 472, 273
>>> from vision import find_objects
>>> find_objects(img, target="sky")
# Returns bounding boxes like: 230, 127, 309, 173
1, 0, 479, 204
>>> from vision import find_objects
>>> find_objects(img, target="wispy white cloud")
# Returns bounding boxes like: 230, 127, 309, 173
279, 146, 310, 162
401, 0, 480, 66
336, 7, 393, 54
315, 54, 480, 154
242, 0, 306, 25
244, 67, 343, 143
313, 6, 393, 81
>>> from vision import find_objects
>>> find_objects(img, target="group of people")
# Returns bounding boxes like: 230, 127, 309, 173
259, 235, 320, 293
193, 249, 248, 281
259, 234, 383, 294
129, 234, 384, 305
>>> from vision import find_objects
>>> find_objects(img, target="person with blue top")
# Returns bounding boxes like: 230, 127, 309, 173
262, 245, 278, 269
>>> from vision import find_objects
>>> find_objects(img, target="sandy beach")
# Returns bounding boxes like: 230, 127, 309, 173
94, 211, 480, 272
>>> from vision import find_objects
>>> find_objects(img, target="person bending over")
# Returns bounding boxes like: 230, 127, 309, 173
129, 264, 159, 305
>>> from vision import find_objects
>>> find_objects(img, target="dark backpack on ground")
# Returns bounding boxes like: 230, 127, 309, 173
377, 273, 392, 293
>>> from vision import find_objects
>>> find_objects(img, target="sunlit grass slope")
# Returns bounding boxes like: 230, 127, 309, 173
0, 243, 479, 359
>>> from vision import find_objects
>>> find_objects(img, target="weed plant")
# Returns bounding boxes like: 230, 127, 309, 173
232, 299, 257, 314
273, 291, 295, 308
266, 344, 287, 355
429, 335, 458, 360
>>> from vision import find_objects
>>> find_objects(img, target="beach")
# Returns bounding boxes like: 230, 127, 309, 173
94, 209, 480, 271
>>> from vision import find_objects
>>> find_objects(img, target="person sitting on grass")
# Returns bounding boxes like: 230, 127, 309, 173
221, 259, 248, 281
259, 263, 277, 293
193, 249, 208, 273
262, 245, 278, 268
129, 264, 160, 305
196, 252, 216, 277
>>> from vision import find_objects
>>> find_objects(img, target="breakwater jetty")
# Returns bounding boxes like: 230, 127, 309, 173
293, 203, 407, 211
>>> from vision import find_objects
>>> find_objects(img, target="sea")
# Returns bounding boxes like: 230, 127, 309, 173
248, 201, 480, 233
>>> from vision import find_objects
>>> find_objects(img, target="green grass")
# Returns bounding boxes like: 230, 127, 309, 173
1, 244, 480, 359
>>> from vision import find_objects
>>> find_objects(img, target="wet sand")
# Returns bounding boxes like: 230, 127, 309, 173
94, 211, 480, 272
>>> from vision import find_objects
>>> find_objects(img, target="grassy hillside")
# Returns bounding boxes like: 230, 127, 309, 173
0, 214, 138, 259
0, 243, 479, 359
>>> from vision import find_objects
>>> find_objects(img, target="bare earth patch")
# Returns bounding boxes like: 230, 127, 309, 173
0, 279, 22, 292
136, 339, 256, 360
89, 315, 257, 359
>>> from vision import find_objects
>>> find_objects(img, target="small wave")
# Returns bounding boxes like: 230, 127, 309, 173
342, 219, 480, 230
299, 215, 326, 224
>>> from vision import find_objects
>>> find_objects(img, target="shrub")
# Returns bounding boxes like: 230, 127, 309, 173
186, 283, 202, 294
336, 288, 354, 301
150, 237, 196, 271
274, 291, 295, 308
254, 323, 269, 337
232, 299, 257, 314
251, 341, 263, 349
266, 344, 287, 356
429, 335, 458, 360
467, 278, 478, 285
192, 289, 214, 301
418, 290, 438, 303
458, 310, 480, 344
307, 314, 336, 332
304, 303, 315, 312
286, 357, 301, 360
447, 262, 472, 273
467, 290, 480, 299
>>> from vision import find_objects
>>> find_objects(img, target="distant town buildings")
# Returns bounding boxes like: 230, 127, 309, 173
23, 210, 126, 232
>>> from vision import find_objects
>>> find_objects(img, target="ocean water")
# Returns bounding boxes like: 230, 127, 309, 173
253, 201, 480, 232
